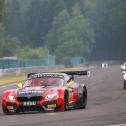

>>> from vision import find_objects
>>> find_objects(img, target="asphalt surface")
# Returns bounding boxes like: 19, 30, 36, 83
0, 65, 126, 126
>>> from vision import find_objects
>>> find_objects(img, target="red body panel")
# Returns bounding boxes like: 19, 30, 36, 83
2, 86, 79, 112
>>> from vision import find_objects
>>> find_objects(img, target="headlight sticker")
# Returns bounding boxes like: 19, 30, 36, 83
45, 93, 57, 99
8, 95, 16, 101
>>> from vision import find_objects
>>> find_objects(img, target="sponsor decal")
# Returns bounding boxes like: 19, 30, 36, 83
48, 104, 56, 108
30, 74, 64, 79
7, 106, 14, 110
18, 90, 43, 95
69, 88, 73, 99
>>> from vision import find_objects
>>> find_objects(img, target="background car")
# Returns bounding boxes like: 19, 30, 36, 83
121, 62, 126, 89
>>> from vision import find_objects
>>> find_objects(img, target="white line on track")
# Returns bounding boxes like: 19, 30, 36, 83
0, 83, 16, 89
107, 124, 126, 126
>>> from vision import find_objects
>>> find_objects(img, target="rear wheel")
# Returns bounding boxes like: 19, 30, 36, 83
81, 87, 87, 109
63, 92, 69, 111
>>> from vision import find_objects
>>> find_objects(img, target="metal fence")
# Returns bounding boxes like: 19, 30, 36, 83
70, 57, 86, 66
0, 56, 86, 69
0, 56, 55, 69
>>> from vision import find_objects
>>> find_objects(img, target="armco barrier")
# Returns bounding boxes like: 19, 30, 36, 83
1, 60, 121, 77
0, 68, 21, 77
0, 65, 65, 77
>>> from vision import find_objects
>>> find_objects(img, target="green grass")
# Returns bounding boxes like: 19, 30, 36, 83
0, 74, 27, 86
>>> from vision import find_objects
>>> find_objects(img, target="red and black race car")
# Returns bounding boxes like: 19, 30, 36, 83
2, 71, 88, 114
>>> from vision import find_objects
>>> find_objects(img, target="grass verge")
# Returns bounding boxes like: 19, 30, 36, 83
0, 74, 27, 86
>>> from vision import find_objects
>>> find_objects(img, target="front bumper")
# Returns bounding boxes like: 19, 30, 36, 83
4, 100, 59, 113
42, 100, 59, 111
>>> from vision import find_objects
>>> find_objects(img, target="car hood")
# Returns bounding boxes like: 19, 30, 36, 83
17, 86, 58, 97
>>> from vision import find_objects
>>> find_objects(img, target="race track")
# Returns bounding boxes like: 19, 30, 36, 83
0, 65, 126, 126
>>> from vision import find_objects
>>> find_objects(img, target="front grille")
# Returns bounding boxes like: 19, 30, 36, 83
17, 105, 44, 112
17, 96, 42, 102
6, 102, 17, 106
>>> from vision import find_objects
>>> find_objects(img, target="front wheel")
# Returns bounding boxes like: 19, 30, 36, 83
2, 105, 17, 115
2, 107, 9, 115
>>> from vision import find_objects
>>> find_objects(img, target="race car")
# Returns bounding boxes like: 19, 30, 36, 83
2, 71, 88, 114
121, 62, 126, 71
121, 62, 126, 89
122, 71, 126, 89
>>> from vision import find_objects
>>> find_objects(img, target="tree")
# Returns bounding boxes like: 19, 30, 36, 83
23, 0, 65, 47
46, 9, 70, 54
46, 3, 95, 64
85, 0, 126, 60
16, 47, 48, 59
3, 0, 23, 40
0, 0, 20, 57
0, 30, 20, 57
0, 0, 4, 21
64, 0, 86, 15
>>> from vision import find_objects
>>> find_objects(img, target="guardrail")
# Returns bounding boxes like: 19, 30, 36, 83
0, 60, 121, 77
0, 65, 65, 77
0, 64, 94, 77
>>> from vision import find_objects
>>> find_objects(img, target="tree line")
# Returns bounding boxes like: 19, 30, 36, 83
0, 0, 126, 63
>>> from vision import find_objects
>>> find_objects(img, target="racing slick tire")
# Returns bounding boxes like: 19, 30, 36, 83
124, 80, 126, 89
81, 87, 87, 109
63, 91, 69, 111
2, 106, 10, 115
2, 108, 8, 114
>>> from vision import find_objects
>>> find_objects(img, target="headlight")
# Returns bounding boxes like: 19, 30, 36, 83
8, 95, 16, 101
45, 93, 57, 100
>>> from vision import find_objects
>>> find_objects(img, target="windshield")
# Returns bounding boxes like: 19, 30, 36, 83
23, 77, 64, 87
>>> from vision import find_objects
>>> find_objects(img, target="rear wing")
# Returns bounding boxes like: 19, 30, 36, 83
27, 70, 90, 78
61, 70, 89, 76
27, 73, 37, 78
61, 70, 90, 82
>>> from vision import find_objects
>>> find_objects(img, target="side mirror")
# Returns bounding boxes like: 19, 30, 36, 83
67, 80, 74, 87
17, 82, 23, 88
67, 75, 74, 83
